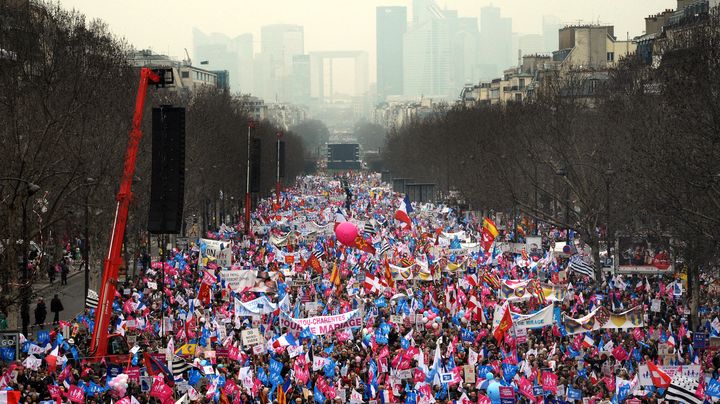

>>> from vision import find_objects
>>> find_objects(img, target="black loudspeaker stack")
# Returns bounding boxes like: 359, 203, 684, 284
148, 107, 185, 234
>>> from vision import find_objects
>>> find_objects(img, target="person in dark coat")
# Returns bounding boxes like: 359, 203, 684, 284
50, 294, 63, 323
34, 298, 47, 325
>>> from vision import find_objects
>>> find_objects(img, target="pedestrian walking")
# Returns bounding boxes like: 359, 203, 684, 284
50, 294, 63, 323
47, 264, 55, 285
33, 298, 46, 326
60, 259, 69, 285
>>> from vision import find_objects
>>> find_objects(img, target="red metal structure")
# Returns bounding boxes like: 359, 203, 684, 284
89, 68, 160, 357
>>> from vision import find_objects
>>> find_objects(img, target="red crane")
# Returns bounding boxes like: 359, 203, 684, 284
89, 67, 161, 357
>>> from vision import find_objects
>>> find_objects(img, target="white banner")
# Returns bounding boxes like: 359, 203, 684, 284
220, 270, 257, 291
497, 280, 566, 302
201, 238, 233, 267
279, 310, 362, 335
637, 365, 700, 386
235, 296, 277, 316
512, 305, 555, 330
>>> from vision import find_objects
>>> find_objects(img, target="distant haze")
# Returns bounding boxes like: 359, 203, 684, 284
58, 0, 676, 91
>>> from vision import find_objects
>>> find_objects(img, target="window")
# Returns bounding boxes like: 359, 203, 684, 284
519, 78, 526, 89
181, 71, 189, 78
607, 52, 615, 62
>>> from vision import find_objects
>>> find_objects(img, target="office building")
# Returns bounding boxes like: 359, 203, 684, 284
403, 0, 453, 98
192, 29, 254, 93
376, 6, 407, 101
478, 5, 513, 79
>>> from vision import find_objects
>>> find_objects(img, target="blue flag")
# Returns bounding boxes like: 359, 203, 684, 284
314, 385, 326, 403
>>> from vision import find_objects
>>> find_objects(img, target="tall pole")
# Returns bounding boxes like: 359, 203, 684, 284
605, 179, 611, 266
245, 120, 253, 236
20, 197, 29, 336
84, 189, 90, 302
534, 163, 538, 236
276, 132, 282, 205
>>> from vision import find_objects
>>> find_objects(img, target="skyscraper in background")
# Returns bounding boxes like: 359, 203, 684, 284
403, 0, 453, 98
255, 24, 304, 102
193, 29, 254, 92
478, 5, 512, 79
542, 15, 563, 53
376, 6, 407, 101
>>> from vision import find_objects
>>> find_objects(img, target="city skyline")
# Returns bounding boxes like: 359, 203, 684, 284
58, 0, 675, 92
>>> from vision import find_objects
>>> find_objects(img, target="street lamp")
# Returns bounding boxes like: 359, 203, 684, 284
245, 119, 257, 236
0, 177, 41, 336
603, 167, 615, 267
83, 177, 97, 303
555, 168, 570, 242
276, 131, 283, 205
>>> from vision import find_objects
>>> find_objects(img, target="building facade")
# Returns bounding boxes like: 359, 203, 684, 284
376, 6, 407, 101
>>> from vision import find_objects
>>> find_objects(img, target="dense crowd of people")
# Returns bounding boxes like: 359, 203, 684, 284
1, 172, 718, 404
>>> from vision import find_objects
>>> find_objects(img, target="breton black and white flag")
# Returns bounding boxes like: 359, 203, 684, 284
85, 289, 99, 309
364, 222, 377, 237
169, 356, 192, 377
665, 374, 702, 404
377, 240, 391, 257
568, 254, 594, 278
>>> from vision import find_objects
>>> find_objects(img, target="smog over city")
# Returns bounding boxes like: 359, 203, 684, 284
1, 0, 719, 402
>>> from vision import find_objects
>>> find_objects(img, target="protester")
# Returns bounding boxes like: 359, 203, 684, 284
0, 172, 716, 404
33, 298, 46, 326
50, 294, 63, 324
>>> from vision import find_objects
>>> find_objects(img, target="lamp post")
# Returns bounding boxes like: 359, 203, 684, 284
0, 177, 41, 336
276, 131, 283, 205
83, 177, 96, 303
555, 168, 570, 242
603, 167, 615, 268
245, 119, 256, 236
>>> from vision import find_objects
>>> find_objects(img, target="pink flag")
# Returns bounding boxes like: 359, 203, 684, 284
66, 385, 85, 403
541, 371, 558, 394
150, 377, 173, 401
518, 377, 535, 400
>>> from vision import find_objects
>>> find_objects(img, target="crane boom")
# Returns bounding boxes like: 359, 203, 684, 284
89, 67, 160, 357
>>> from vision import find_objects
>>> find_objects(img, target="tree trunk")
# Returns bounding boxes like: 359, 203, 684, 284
590, 236, 602, 284
689, 264, 699, 332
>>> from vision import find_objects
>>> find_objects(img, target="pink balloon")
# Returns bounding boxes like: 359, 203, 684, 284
335, 221, 359, 246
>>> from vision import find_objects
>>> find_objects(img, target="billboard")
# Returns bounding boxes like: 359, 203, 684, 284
327, 144, 359, 162
615, 235, 673, 274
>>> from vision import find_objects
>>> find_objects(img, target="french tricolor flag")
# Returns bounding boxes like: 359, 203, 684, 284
394, 195, 413, 228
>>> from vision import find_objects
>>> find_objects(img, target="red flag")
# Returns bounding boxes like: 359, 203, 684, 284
493, 305, 513, 343
384, 261, 395, 290
480, 217, 499, 253
646, 361, 671, 388
362, 273, 386, 295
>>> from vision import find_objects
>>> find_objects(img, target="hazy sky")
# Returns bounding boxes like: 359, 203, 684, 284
59, 0, 675, 85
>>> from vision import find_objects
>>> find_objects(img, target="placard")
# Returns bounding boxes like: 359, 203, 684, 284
389, 315, 403, 325
397, 369, 412, 380
650, 299, 661, 312
241, 328, 263, 346
464, 365, 476, 384
140, 376, 153, 392
252, 344, 265, 355
693, 332, 708, 350
499, 386, 516, 404
515, 328, 528, 344
657, 343, 673, 356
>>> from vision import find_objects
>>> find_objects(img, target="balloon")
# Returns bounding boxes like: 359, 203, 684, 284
335, 222, 359, 246
432, 322, 439, 329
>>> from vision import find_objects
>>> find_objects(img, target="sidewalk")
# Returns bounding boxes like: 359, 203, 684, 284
33, 262, 84, 295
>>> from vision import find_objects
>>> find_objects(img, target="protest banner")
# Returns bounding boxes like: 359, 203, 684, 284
279, 310, 362, 335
